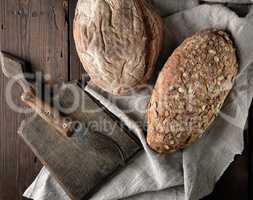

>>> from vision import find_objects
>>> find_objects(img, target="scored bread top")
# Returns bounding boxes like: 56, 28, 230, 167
73, 0, 163, 95
147, 29, 238, 153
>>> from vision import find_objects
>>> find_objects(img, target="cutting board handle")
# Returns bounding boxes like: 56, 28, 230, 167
21, 90, 73, 137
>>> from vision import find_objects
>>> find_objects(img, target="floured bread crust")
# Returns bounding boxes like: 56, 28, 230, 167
147, 29, 239, 153
73, 0, 163, 95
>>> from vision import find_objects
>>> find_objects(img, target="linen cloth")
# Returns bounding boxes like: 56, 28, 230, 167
24, 1, 253, 200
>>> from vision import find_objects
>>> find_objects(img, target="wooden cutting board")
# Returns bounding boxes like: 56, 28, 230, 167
19, 82, 142, 200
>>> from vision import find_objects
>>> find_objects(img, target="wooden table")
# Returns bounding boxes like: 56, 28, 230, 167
0, 1, 250, 200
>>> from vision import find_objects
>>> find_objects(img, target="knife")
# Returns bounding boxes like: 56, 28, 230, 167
0, 51, 73, 137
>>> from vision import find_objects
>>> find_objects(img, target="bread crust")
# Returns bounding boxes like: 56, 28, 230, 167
73, 0, 163, 95
147, 29, 239, 153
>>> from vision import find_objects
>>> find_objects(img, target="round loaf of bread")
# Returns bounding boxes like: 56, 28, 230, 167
73, 0, 163, 95
147, 29, 238, 153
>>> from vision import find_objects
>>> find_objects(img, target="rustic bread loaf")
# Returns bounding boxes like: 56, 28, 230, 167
73, 0, 163, 95
147, 29, 238, 153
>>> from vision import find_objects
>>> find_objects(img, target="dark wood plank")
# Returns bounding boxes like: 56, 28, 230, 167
0, 0, 69, 199
69, 0, 85, 81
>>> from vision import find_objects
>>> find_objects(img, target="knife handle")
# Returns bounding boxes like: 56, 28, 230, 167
21, 90, 73, 137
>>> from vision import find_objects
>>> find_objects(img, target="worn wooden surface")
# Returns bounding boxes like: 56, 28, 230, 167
20, 83, 141, 200
0, 1, 76, 200
0, 0, 251, 200
69, 0, 84, 81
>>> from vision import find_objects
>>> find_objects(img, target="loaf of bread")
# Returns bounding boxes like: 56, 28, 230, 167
147, 29, 238, 153
73, 0, 163, 95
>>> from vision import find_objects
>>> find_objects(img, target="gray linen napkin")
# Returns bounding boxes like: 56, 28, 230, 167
24, 2, 253, 200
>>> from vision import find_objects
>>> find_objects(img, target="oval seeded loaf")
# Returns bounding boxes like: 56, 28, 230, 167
73, 0, 163, 95
147, 29, 238, 154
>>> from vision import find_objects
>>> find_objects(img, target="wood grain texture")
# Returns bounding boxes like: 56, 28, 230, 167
0, 0, 69, 199
0, 0, 69, 84
69, 0, 85, 81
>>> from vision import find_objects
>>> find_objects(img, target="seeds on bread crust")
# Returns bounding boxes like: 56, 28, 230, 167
147, 29, 238, 154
